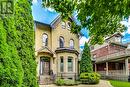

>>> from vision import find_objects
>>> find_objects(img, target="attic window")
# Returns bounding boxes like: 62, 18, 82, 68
61, 21, 66, 29
116, 36, 121, 43
67, 22, 71, 30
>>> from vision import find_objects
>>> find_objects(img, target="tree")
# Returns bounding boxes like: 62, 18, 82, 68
0, 0, 23, 86
43, 0, 130, 44
0, 16, 22, 87
80, 42, 93, 73
15, 0, 38, 87
2, 16, 24, 87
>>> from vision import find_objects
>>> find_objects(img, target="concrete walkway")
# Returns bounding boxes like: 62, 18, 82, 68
40, 80, 113, 87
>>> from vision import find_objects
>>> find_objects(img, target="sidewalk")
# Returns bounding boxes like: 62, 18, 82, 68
40, 80, 113, 87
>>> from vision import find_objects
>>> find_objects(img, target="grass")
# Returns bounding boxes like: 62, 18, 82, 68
109, 80, 130, 87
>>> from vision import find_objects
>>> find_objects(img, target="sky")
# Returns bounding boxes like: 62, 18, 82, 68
32, 0, 130, 50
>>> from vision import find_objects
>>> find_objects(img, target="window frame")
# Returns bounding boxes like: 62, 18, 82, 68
60, 56, 64, 72
68, 57, 73, 72
67, 22, 71, 30
42, 33, 48, 46
59, 36, 64, 48
69, 39, 74, 48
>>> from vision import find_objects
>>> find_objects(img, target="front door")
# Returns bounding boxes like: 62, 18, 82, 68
40, 57, 50, 75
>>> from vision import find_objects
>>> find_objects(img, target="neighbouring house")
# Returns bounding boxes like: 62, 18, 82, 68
90, 33, 130, 81
32, 2, 80, 84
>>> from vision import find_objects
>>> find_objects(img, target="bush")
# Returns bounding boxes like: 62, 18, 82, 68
80, 72, 101, 84
64, 79, 79, 86
55, 79, 65, 86
55, 79, 79, 86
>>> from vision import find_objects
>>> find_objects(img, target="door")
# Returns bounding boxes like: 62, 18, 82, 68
40, 57, 50, 75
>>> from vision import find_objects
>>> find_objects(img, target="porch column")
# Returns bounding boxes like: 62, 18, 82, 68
106, 62, 108, 75
125, 58, 129, 76
95, 64, 97, 72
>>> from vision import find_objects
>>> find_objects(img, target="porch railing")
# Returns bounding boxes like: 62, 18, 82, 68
97, 71, 106, 75
97, 70, 129, 81
108, 70, 126, 75
97, 70, 126, 75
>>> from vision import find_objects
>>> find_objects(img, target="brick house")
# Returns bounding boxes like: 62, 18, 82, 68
32, 2, 80, 84
90, 33, 130, 81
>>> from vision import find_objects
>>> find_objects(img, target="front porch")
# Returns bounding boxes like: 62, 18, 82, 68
94, 50, 130, 81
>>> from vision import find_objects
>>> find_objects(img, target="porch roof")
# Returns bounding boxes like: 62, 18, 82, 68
96, 50, 130, 63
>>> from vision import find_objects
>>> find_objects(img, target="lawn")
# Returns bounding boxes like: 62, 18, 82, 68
109, 80, 130, 87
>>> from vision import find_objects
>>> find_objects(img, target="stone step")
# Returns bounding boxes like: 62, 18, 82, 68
39, 75, 53, 85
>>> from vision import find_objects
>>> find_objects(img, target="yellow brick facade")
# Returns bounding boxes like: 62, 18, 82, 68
35, 19, 80, 81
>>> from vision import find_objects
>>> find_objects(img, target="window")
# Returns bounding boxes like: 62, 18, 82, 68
67, 22, 71, 29
59, 36, 64, 48
68, 57, 73, 72
42, 33, 48, 46
70, 39, 74, 48
61, 21, 66, 29
60, 57, 64, 72
116, 36, 121, 43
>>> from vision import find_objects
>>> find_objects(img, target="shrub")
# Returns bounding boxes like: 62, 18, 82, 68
55, 79, 79, 86
64, 79, 79, 86
15, 0, 38, 86
0, 15, 23, 87
55, 79, 65, 86
80, 72, 101, 84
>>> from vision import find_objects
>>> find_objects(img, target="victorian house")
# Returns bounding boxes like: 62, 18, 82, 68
91, 33, 130, 81
32, 2, 80, 84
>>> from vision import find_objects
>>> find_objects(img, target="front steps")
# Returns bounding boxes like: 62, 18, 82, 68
39, 75, 53, 85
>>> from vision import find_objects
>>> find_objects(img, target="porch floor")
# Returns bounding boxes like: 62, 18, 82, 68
39, 80, 112, 87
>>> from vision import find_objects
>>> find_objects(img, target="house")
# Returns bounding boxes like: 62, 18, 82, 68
32, 2, 80, 84
90, 33, 130, 81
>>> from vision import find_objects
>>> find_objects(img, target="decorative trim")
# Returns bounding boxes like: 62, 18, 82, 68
55, 47, 79, 56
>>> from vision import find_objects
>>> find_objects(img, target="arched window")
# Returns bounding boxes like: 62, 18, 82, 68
67, 22, 71, 30
59, 36, 64, 48
42, 33, 48, 46
61, 21, 66, 29
70, 39, 74, 48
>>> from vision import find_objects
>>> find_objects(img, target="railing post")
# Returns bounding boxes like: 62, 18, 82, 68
106, 62, 108, 76
125, 58, 129, 76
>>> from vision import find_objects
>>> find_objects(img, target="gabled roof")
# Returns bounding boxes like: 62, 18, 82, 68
105, 32, 123, 40
31, 2, 60, 28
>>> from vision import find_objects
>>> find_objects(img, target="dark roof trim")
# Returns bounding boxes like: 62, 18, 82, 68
34, 20, 51, 27
105, 33, 123, 40
110, 42, 127, 48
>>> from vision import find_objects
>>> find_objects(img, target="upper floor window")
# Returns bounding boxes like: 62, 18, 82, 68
67, 22, 71, 30
61, 21, 66, 29
42, 33, 48, 46
59, 36, 64, 48
68, 57, 73, 72
70, 39, 74, 48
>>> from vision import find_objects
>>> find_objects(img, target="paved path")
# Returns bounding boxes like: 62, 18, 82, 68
40, 80, 113, 87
